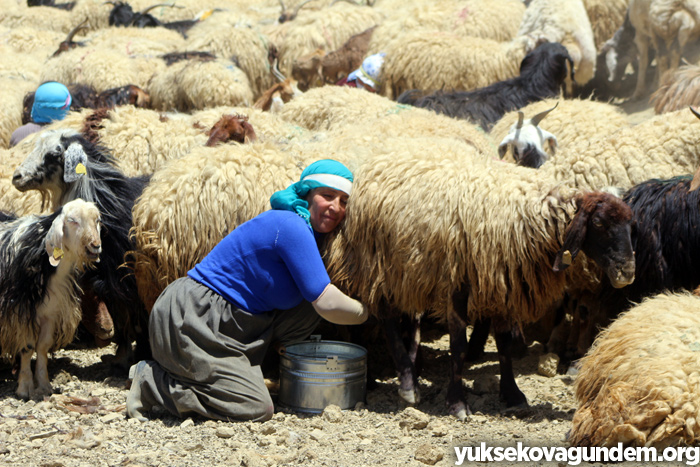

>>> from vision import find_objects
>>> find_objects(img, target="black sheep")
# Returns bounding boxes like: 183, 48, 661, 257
397, 42, 574, 131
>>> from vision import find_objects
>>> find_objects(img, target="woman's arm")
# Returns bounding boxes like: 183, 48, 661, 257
312, 283, 368, 325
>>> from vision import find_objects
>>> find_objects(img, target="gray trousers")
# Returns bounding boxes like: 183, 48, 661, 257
129, 277, 321, 422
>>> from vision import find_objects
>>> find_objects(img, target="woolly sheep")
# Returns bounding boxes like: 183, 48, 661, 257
1, 26, 65, 58
541, 108, 700, 191
367, 0, 526, 53
322, 137, 635, 418
630, 0, 700, 98
0, 78, 36, 150
517, 0, 597, 85
147, 57, 254, 111
0, 4, 73, 33
570, 292, 700, 447
490, 98, 630, 165
379, 33, 535, 99
186, 18, 275, 100
650, 64, 700, 114
0, 198, 102, 399
582, 0, 629, 49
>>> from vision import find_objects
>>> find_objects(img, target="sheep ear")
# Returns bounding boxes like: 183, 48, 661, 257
553, 196, 587, 272
542, 129, 558, 154
63, 142, 88, 183
498, 135, 515, 159
45, 213, 66, 267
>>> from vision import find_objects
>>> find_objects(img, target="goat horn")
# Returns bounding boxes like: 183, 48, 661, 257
330, 0, 359, 5
292, 0, 318, 16
65, 18, 89, 44
278, 0, 286, 13
530, 102, 559, 127
272, 57, 287, 82
140, 2, 176, 14
690, 106, 700, 121
516, 111, 524, 129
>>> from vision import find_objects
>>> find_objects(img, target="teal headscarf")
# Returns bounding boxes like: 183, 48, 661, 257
270, 159, 353, 227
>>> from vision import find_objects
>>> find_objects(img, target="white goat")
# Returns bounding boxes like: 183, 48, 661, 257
0, 199, 102, 399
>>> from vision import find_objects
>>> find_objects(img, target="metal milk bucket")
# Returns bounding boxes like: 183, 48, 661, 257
278, 336, 367, 413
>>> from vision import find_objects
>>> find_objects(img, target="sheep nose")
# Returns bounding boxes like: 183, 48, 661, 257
88, 242, 102, 255
12, 172, 21, 183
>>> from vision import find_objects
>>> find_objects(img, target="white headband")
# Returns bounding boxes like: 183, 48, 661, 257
303, 173, 353, 195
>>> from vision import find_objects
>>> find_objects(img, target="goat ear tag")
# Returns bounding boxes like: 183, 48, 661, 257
49, 247, 63, 267
561, 250, 572, 266
75, 163, 86, 175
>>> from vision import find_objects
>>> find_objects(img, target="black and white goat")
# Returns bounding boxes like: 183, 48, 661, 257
497, 103, 559, 168
0, 199, 101, 399
397, 42, 574, 131
12, 129, 151, 370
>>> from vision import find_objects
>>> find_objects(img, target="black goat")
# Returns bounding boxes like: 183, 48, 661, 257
397, 42, 574, 131
107, 1, 209, 38
11, 130, 152, 371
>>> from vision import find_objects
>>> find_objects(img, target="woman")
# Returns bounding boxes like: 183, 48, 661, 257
10, 81, 72, 147
126, 159, 367, 422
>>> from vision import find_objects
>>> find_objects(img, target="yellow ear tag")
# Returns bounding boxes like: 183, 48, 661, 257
200, 9, 214, 20
53, 247, 64, 260
75, 163, 87, 175
562, 250, 572, 266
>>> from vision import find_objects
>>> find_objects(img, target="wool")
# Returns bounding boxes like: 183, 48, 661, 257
571, 292, 700, 447
651, 64, 700, 114
582, 0, 629, 49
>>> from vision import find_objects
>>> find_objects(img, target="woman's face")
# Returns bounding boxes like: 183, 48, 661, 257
307, 187, 349, 233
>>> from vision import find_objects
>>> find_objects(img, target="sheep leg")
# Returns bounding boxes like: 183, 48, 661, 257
406, 314, 421, 369
34, 316, 55, 397
381, 315, 420, 404
633, 34, 649, 98
16, 346, 35, 400
446, 305, 469, 421
466, 318, 491, 361
493, 321, 527, 408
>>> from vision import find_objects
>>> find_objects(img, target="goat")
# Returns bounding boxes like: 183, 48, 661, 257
160, 51, 216, 66
12, 130, 152, 371
51, 18, 88, 57
292, 26, 376, 90
253, 61, 302, 112
106, 2, 207, 37
397, 42, 573, 131
278, 0, 317, 23
497, 103, 559, 168
630, 0, 700, 98
205, 114, 257, 147
0, 199, 101, 399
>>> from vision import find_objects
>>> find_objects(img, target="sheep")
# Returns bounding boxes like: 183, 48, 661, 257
630, 0, 700, 98
0, 198, 102, 399
578, 174, 700, 356
2, 25, 66, 58
12, 129, 152, 369
490, 98, 630, 167
379, 33, 535, 100
278, 0, 319, 23
517, 0, 597, 86
0, 78, 36, 150
185, 20, 275, 100
582, 0, 630, 50
322, 138, 635, 418
570, 291, 700, 447
367, 0, 527, 53
651, 64, 700, 114
205, 114, 257, 146
396, 42, 573, 131
253, 62, 303, 112
147, 56, 254, 111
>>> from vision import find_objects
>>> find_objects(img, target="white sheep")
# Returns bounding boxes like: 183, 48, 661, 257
570, 291, 700, 447
630, 0, 700, 98
0, 198, 102, 399
517, 0, 597, 85
650, 64, 700, 114
582, 0, 630, 49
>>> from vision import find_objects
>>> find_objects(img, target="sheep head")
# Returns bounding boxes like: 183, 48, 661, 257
278, 0, 317, 23
498, 103, 558, 168
205, 114, 257, 146
292, 48, 326, 91
553, 192, 635, 289
46, 198, 102, 268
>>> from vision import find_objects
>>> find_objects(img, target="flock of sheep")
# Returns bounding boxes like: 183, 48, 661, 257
3, 0, 700, 449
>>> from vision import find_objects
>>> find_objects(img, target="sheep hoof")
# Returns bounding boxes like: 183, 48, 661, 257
34, 383, 54, 399
398, 387, 420, 405
16, 384, 33, 401
448, 401, 471, 422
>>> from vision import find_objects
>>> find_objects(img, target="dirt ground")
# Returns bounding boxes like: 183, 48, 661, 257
0, 99, 661, 467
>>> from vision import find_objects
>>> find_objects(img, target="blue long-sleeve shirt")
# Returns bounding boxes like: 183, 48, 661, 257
188, 210, 331, 314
